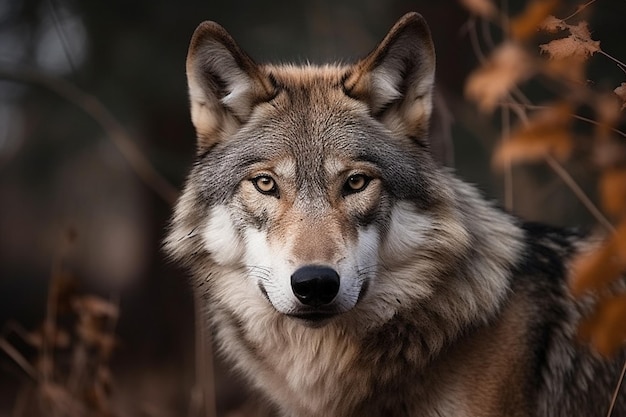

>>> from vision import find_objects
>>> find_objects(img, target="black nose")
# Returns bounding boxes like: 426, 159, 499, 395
291, 265, 340, 307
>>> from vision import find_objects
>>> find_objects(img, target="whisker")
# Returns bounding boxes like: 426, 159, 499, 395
178, 226, 198, 241
247, 265, 271, 273
246, 265, 272, 282
358, 264, 381, 275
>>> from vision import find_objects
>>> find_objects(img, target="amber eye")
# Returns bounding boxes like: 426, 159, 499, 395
344, 174, 370, 194
252, 175, 278, 196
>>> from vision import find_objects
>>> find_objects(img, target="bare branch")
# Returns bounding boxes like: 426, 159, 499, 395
0, 66, 179, 205
188, 289, 217, 417
607, 359, 626, 417
544, 155, 615, 233
0, 338, 38, 381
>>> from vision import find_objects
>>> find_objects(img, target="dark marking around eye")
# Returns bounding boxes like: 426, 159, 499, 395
252, 175, 280, 198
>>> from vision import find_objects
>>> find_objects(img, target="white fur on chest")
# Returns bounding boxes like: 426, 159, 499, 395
213, 296, 472, 417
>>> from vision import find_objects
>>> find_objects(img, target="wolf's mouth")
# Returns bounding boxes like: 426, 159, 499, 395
286, 312, 339, 327
258, 283, 271, 303
288, 312, 337, 321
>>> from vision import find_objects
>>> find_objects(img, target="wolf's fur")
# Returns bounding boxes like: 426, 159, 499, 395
165, 12, 626, 417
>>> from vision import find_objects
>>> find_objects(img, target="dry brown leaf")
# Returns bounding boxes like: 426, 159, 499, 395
571, 221, 626, 298
85, 369, 113, 412
493, 128, 572, 168
600, 168, 626, 217
540, 36, 600, 61
594, 137, 626, 168
615, 219, 626, 263
570, 239, 622, 297
567, 21, 594, 41
465, 42, 533, 112
77, 319, 117, 354
539, 15, 594, 39
49, 269, 78, 315
539, 19, 600, 61
579, 294, 626, 357
595, 93, 622, 137
459, 0, 498, 18
36, 355, 54, 376
600, 168, 626, 216
23, 330, 44, 348
539, 15, 566, 32
72, 295, 119, 319
26, 327, 71, 349
615, 82, 626, 110
593, 93, 623, 145
493, 103, 573, 168
510, 0, 560, 40
39, 382, 86, 417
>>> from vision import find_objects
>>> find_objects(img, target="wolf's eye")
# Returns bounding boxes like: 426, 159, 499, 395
252, 175, 278, 196
344, 174, 370, 194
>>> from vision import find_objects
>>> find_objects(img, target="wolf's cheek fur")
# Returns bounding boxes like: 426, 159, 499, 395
241, 227, 297, 313
379, 201, 435, 265
202, 205, 246, 266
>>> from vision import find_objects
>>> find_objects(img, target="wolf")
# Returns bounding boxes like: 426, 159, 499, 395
165, 12, 626, 417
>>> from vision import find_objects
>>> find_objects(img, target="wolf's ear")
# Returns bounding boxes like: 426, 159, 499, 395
186, 21, 276, 150
344, 12, 435, 140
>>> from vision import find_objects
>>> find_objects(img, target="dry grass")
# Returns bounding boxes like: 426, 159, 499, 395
1, 230, 120, 417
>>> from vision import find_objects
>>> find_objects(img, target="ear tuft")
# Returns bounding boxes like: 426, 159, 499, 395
186, 21, 275, 150
344, 12, 436, 138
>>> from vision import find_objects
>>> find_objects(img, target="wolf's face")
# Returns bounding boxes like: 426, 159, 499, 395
201, 83, 411, 323
208, 115, 384, 319
167, 14, 459, 327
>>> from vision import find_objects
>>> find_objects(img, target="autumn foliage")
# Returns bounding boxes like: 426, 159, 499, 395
462, 0, 626, 357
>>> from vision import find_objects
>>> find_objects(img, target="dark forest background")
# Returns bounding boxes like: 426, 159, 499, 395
1, 0, 625, 415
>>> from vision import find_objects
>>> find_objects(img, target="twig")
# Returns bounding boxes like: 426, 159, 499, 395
501, 103, 514, 211
0, 66, 179, 205
480, 17, 497, 51
502, 100, 624, 231
544, 155, 615, 234
598, 50, 626, 74
47, 0, 78, 73
188, 288, 216, 417
509, 103, 626, 139
466, 18, 488, 65
570, 113, 626, 139
42, 261, 62, 385
0, 338, 38, 381
607, 358, 626, 417
500, 0, 513, 212
11, 385, 34, 417
562, 0, 598, 22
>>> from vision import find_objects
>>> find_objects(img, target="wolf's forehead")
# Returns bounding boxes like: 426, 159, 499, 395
250, 156, 349, 187
262, 64, 362, 118
248, 113, 368, 176
246, 80, 369, 163
262, 63, 350, 89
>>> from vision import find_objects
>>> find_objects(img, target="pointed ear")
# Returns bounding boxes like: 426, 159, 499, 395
344, 12, 436, 139
186, 21, 276, 150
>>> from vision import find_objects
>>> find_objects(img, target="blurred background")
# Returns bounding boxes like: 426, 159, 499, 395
1, 0, 625, 415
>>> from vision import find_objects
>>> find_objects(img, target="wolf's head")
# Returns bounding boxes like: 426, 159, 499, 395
166, 13, 517, 330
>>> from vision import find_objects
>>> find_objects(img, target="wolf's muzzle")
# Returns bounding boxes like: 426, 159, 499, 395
291, 265, 340, 307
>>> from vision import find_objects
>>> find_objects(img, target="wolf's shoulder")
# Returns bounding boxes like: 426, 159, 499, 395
513, 221, 585, 279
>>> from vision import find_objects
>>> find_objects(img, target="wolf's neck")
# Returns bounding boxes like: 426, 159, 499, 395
354, 174, 525, 354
